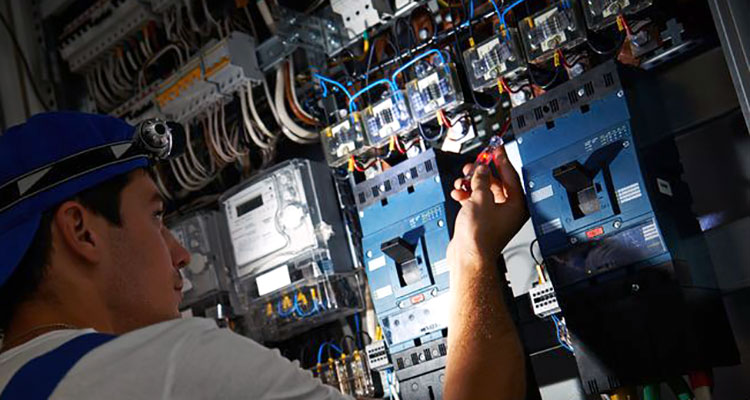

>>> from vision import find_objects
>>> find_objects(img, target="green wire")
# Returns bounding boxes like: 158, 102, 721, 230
643, 384, 661, 400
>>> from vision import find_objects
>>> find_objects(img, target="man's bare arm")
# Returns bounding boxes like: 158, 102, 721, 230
444, 145, 529, 400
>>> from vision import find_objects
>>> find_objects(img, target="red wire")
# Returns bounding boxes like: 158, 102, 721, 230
556, 50, 573, 69
394, 136, 406, 154
500, 77, 524, 94
619, 14, 633, 36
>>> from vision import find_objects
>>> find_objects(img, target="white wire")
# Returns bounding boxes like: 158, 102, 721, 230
183, 0, 202, 34
105, 58, 129, 96
169, 158, 202, 192
287, 58, 317, 121
240, 86, 274, 149
273, 65, 319, 143
213, 105, 236, 161
185, 122, 213, 176
201, 0, 224, 38
142, 28, 154, 56
117, 53, 134, 83
207, 107, 234, 163
219, 100, 247, 157
126, 49, 139, 72
247, 82, 276, 140
95, 63, 117, 105
85, 73, 107, 109
152, 167, 173, 201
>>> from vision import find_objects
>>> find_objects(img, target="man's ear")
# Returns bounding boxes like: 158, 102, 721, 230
52, 201, 104, 264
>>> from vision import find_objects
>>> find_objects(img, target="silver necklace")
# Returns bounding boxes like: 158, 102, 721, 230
1, 323, 80, 351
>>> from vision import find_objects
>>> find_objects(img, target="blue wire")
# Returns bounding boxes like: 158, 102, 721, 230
354, 313, 362, 349
348, 79, 398, 114
551, 315, 574, 353
277, 298, 294, 318
500, 0, 529, 35
316, 342, 345, 365
317, 343, 328, 365
313, 74, 354, 100
488, 0, 502, 26
389, 49, 447, 87
470, 0, 474, 18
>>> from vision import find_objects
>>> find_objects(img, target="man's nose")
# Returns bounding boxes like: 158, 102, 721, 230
166, 229, 191, 269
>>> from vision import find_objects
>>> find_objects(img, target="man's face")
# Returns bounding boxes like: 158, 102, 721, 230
100, 170, 190, 331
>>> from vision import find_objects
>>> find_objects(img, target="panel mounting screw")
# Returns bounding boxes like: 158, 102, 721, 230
570, 237, 578, 244
366, 250, 373, 258
623, 140, 630, 148
529, 181, 535, 188
517, 137, 523, 144
613, 220, 622, 229
617, 90, 624, 98
578, 88, 585, 97
632, 284, 640, 292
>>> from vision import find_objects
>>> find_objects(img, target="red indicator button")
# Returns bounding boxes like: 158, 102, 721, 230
586, 227, 605, 238
410, 293, 426, 305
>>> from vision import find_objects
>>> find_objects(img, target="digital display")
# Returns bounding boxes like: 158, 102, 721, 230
236, 195, 263, 217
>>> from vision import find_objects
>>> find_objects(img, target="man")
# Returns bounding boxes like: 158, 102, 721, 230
0, 112, 528, 399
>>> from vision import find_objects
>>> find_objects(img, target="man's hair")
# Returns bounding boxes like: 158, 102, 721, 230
0, 171, 140, 331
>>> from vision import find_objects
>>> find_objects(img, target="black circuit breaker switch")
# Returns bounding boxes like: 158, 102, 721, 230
381, 237, 421, 286
553, 160, 601, 217
553, 161, 592, 193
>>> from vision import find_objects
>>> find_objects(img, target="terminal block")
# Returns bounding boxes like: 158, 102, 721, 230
59, 0, 154, 72
321, 114, 369, 167
405, 63, 464, 123
362, 92, 415, 146
520, 1, 587, 64
582, 0, 653, 31
462, 31, 527, 91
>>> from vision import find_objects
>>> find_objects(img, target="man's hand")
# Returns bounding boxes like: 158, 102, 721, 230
443, 143, 528, 400
447, 144, 529, 267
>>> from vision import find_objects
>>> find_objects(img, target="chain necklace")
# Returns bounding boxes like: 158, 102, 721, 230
1, 323, 81, 352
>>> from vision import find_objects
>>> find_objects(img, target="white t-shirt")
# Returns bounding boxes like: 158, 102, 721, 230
0, 317, 354, 399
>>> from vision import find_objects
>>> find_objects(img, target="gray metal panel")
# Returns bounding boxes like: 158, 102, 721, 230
709, 0, 750, 134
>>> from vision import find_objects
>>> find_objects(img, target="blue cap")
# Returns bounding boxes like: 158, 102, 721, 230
0, 112, 151, 287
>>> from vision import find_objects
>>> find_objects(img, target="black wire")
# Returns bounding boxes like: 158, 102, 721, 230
529, 238, 542, 265
587, 31, 627, 56
528, 64, 561, 90
362, 331, 373, 345
340, 335, 358, 353
0, 12, 50, 112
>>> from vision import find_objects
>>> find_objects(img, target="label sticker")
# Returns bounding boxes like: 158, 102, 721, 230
540, 218, 563, 235
256, 265, 292, 296
642, 223, 660, 241
374, 285, 393, 300
616, 183, 642, 204
530, 185, 554, 203
657, 178, 673, 197
368, 255, 387, 272
433, 259, 449, 275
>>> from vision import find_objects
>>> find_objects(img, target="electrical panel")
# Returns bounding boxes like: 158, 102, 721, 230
405, 64, 464, 123
520, 1, 587, 64
362, 92, 415, 146
220, 159, 360, 340
513, 61, 738, 393
37, 0, 746, 397
168, 211, 231, 313
462, 31, 527, 91
355, 149, 451, 400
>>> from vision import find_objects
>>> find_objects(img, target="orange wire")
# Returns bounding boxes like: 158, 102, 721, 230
283, 62, 320, 126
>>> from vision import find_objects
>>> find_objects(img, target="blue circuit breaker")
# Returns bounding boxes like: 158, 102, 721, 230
353, 149, 451, 400
511, 61, 738, 393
